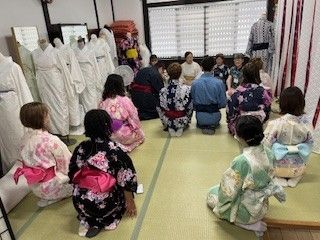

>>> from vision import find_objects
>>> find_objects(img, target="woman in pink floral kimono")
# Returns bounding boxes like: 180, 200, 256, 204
14, 102, 72, 207
69, 110, 138, 238
99, 74, 144, 152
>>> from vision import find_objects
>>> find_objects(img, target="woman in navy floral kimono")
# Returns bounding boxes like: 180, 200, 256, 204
69, 109, 137, 238
226, 62, 272, 135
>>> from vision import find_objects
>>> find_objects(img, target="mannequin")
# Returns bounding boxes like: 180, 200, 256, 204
74, 38, 101, 113
17, 42, 41, 101
246, 12, 275, 74
100, 26, 118, 67
138, 41, 151, 68
32, 39, 73, 136
0, 51, 33, 174
54, 38, 85, 127
89, 34, 115, 87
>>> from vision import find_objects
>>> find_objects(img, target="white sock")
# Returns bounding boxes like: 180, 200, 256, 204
273, 177, 288, 187
236, 221, 267, 232
287, 175, 303, 187
78, 223, 89, 237
207, 194, 218, 209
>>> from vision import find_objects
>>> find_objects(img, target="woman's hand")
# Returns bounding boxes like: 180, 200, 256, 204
124, 191, 137, 217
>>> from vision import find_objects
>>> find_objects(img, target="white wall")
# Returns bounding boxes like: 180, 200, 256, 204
113, 0, 145, 43
0, 0, 114, 57
0, 0, 47, 56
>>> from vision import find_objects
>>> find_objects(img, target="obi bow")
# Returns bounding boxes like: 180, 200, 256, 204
272, 143, 312, 161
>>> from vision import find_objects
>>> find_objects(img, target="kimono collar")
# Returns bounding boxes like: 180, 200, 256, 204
41, 44, 54, 54
215, 64, 225, 69
169, 79, 180, 85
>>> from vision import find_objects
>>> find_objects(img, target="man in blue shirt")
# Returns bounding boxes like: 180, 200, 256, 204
191, 57, 227, 135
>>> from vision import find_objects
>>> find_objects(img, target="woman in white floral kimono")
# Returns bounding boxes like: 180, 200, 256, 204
14, 103, 72, 207
207, 115, 286, 237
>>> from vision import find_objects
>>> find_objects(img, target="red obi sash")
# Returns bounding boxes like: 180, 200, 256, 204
72, 166, 116, 193
14, 165, 56, 185
164, 110, 186, 119
131, 82, 153, 93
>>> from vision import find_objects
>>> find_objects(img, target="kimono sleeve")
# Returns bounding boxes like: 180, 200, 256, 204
51, 136, 72, 182
184, 87, 193, 119
217, 81, 227, 109
226, 92, 240, 122
150, 70, 164, 93
68, 144, 82, 182
123, 97, 142, 130
263, 120, 278, 148
115, 149, 138, 192
246, 25, 254, 56
216, 156, 250, 220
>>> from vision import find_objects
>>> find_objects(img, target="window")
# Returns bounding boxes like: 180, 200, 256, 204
148, 0, 267, 58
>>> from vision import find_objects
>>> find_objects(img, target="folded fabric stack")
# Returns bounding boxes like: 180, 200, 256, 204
111, 20, 139, 45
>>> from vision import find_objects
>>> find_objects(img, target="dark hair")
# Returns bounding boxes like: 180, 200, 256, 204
184, 51, 193, 59
201, 56, 215, 72
150, 54, 158, 62
215, 53, 225, 61
77, 37, 85, 43
280, 86, 305, 116
154, 61, 165, 69
242, 62, 260, 84
235, 115, 264, 146
249, 58, 263, 84
167, 62, 182, 80
20, 102, 49, 130
234, 53, 244, 60
102, 74, 125, 100
84, 109, 112, 139
103, 24, 112, 31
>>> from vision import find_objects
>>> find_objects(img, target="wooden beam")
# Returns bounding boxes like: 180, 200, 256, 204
264, 218, 320, 230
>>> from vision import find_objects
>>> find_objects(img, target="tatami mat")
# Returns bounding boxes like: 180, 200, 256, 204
7, 111, 320, 239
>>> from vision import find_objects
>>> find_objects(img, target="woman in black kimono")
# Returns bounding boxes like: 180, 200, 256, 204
69, 109, 137, 238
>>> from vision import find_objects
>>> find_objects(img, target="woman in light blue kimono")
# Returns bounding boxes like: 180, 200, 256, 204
207, 115, 285, 237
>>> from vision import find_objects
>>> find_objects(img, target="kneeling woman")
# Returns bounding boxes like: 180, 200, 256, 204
157, 63, 193, 137
207, 116, 285, 237
99, 74, 144, 152
69, 110, 138, 238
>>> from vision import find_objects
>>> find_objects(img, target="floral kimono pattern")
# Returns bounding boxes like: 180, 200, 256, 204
119, 36, 141, 75
18, 129, 72, 200
157, 79, 193, 134
213, 64, 229, 84
263, 114, 313, 178
69, 139, 138, 229
207, 145, 286, 225
99, 96, 145, 152
226, 83, 272, 135
229, 66, 243, 89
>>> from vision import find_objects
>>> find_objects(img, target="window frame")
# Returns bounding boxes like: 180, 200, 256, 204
142, 0, 273, 59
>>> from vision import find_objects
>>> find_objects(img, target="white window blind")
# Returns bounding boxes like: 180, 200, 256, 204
148, 0, 267, 58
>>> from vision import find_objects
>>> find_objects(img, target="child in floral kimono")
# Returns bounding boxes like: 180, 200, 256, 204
14, 102, 72, 207
99, 74, 144, 152
69, 109, 138, 238
263, 87, 313, 187
157, 63, 193, 137
226, 62, 272, 135
207, 115, 285, 237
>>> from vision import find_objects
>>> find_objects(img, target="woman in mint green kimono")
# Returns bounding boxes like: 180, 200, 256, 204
207, 115, 286, 237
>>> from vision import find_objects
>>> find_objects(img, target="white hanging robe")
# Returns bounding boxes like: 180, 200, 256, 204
89, 39, 115, 87
100, 28, 118, 67
0, 57, 33, 173
32, 44, 73, 136
74, 46, 102, 113
139, 44, 151, 68
56, 44, 86, 127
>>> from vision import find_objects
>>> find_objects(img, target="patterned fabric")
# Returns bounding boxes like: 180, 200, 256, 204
191, 73, 227, 127
19, 129, 72, 200
69, 139, 137, 229
119, 37, 141, 75
246, 17, 275, 74
226, 84, 272, 135
229, 66, 243, 89
213, 64, 229, 85
207, 145, 285, 225
263, 114, 314, 178
99, 96, 144, 152
157, 79, 193, 133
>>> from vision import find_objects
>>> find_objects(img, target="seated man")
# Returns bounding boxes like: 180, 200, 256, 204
130, 62, 165, 120
191, 57, 227, 135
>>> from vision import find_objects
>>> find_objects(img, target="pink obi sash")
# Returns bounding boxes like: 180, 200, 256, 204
72, 166, 116, 193
14, 165, 56, 185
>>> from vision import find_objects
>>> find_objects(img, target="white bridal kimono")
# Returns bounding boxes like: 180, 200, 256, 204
100, 28, 118, 67
32, 44, 73, 136
0, 57, 33, 173
74, 46, 102, 113
139, 43, 151, 68
89, 38, 115, 87
56, 44, 86, 127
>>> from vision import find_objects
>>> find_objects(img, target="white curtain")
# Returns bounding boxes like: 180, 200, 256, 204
272, 0, 320, 153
